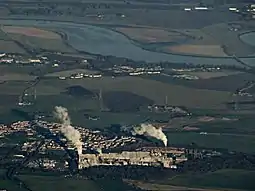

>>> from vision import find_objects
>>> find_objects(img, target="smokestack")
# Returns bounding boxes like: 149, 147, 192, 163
53, 106, 82, 155
131, 123, 168, 146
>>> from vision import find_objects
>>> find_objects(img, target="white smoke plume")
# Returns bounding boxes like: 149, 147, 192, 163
53, 106, 82, 155
131, 123, 168, 146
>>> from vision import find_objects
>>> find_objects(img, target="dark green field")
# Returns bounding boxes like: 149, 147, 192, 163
167, 169, 255, 191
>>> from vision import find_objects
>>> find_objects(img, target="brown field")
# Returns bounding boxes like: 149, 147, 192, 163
9, 34, 75, 53
115, 27, 186, 43
45, 69, 99, 77
0, 73, 36, 81
165, 45, 227, 56
1, 26, 60, 39
183, 71, 243, 79
0, 40, 26, 54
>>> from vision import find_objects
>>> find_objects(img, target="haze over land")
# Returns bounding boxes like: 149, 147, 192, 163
0, 1, 255, 191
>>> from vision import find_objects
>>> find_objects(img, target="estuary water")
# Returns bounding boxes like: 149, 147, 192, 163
1, 19, 255, 66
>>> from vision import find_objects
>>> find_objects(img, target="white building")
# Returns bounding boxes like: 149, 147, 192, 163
29, 59, 41, 63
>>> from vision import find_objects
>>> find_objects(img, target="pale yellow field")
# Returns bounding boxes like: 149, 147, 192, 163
115, 27, 186, 43
166, 44, 226, 56
1, 26, 60, 39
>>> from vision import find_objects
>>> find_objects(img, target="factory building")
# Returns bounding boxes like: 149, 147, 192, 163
78, 149, 187, 169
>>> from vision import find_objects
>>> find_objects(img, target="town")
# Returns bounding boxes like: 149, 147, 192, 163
0, 119, 227, 172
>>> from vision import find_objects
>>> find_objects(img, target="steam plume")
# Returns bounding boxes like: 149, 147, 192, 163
131, 123, 168, 146
53, 106, 82, 155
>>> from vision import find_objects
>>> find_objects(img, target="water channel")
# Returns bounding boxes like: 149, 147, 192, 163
1, 19, 255, 67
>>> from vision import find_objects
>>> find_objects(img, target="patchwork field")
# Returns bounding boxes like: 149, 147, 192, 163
114, 27, 229, 57
0, 76, 231, 109
201, 23, 255, 56
0, 26, 75, 53
52, 77, 230, 109
9, 33, 75, 53
114, 21, 255, 57
115, 27, 187, 43
1, 26, 61, 39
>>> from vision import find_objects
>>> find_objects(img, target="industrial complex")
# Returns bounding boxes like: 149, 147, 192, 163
1, 120, 184, 169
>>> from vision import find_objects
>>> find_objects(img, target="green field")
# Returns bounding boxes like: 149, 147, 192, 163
15, 76, 231, 109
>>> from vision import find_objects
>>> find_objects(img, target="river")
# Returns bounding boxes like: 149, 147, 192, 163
1, 19, 255, 66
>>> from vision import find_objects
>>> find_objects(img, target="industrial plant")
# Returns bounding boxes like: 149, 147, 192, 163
0, 106, 192, 172
0, 105, 226, 174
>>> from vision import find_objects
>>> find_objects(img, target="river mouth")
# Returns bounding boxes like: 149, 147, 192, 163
240, 32, 255, 47
0, 18, 255, 66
